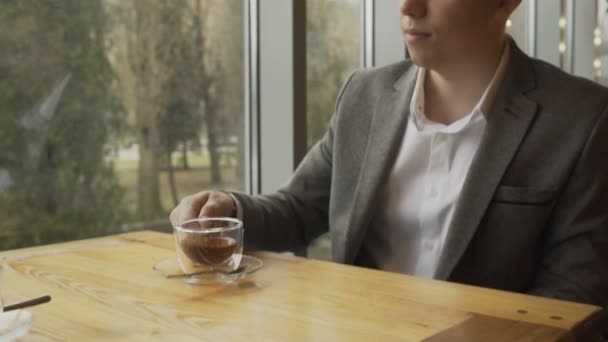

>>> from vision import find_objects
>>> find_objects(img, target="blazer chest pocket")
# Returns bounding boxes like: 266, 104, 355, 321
492, 185, 557, 205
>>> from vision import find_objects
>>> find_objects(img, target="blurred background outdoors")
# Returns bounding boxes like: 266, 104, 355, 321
0, 0, 359, 249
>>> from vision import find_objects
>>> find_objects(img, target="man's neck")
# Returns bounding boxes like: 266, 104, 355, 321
424, 38, 506, 125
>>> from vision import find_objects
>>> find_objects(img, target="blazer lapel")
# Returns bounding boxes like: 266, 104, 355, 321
435, 44, 539, 280
343, 65, 419, 264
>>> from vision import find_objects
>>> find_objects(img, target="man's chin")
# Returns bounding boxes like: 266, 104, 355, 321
406, 50, 431, 68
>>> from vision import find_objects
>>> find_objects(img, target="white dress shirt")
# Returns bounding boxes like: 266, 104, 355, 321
366, 44, 510, 278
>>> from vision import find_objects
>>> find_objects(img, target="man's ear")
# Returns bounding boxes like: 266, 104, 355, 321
498, 0, 522, 11
497, 0, 522, 21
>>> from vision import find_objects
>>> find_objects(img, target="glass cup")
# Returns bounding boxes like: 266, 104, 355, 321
174, 217, 243, 275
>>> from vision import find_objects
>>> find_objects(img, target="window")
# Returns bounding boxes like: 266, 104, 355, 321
0, 0, 244, 249
506, 2, 529, 53
597, 0, 608, 85
506, 0, 608, 84
306, 0, 360, 149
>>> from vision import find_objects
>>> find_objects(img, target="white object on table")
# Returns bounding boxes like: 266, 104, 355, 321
0, 310, 33, 342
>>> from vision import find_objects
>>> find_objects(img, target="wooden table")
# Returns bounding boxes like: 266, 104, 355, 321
0, 231, 603, 341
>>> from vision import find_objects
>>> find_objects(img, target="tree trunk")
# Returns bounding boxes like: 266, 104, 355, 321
166, 151, 179, 207
136, 119, 163, 221
204, 102, 222, 186
181, 140, 189, 170
192, 1, 222, 187
129, 1, 175, 222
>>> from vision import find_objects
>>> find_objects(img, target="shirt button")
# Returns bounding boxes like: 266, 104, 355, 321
429, 190, 439, 198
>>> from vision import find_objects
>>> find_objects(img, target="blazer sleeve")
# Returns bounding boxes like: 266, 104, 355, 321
230, 71, 358, 253
528, 102, 608, 307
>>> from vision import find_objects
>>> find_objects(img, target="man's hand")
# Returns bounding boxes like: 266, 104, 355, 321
169, 191, 235, 227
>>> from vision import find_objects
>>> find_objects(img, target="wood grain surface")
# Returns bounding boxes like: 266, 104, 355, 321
0, 231, 600, 341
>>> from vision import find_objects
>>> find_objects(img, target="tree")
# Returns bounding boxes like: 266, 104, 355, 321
105, 0, 244, 220
160, 99, 201, 206
307, 0, 360, 148
205, 0, 245, 189
107, 0, 192, 220
0, 0, 127, 249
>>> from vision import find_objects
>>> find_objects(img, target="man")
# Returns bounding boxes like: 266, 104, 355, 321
171, 0, 608, 307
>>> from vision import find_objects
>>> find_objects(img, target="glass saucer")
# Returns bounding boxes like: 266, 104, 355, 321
0, 310, 33, 341
153, 255, 263, 285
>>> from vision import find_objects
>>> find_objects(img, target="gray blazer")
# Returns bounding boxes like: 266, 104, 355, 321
233, 42, 608, 307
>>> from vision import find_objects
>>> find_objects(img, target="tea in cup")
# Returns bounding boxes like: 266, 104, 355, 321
174, 217, 243, 274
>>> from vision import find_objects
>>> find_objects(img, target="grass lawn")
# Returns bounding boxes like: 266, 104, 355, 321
114, 152, 242, 219
0, 153, 243, 249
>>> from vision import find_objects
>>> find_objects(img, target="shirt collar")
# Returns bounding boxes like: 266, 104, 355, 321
409, 42, 511, 134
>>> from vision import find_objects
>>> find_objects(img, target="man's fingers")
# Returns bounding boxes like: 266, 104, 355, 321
199, 192, 234, 218
169, 191, 234, 229
169, 191, 210, 226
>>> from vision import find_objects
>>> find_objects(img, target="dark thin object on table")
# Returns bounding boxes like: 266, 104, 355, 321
4, 295, 51, 312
